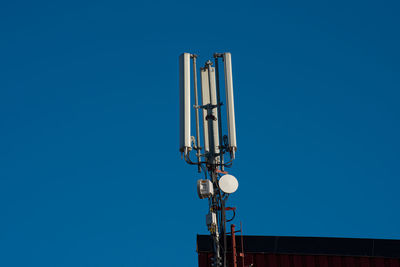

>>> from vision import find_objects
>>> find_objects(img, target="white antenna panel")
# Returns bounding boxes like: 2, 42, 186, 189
208, 67, 220, 160
223, 53, 237, 153
179, 53, 191, 154
200, 67, 220, 159
200, 68, 210, 153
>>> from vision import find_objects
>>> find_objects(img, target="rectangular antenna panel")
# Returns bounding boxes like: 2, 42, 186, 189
200, 67, 220, 159
200, 68, 210, 153
223, 53, 237, 152
208, 67, 220, 158
179, 53, 191, 153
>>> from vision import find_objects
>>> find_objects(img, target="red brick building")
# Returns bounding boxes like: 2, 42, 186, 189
197, 235, 400, 267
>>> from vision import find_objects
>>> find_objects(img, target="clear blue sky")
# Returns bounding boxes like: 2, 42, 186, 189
1, 0, 399, 266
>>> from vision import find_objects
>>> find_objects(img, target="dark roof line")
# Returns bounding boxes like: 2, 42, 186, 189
197, 235, 400, 258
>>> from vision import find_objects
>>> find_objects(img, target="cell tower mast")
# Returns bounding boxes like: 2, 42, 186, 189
179, 52, 239, 267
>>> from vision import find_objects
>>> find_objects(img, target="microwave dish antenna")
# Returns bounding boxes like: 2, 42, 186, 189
219, 174, 239, 194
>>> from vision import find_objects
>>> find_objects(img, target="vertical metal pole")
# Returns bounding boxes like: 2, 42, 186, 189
192, 55, 201, 173
240, 222, 245, 267
204, 60, 221, 266
211, 175, 221, 267
222, 198, 227, 267
231, 224, 237, 267
214, 56, 224, 171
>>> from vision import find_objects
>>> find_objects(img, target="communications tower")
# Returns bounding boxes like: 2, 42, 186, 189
179, 52, 240, 267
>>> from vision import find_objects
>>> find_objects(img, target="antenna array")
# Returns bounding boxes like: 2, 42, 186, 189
179, 52, 239, 267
